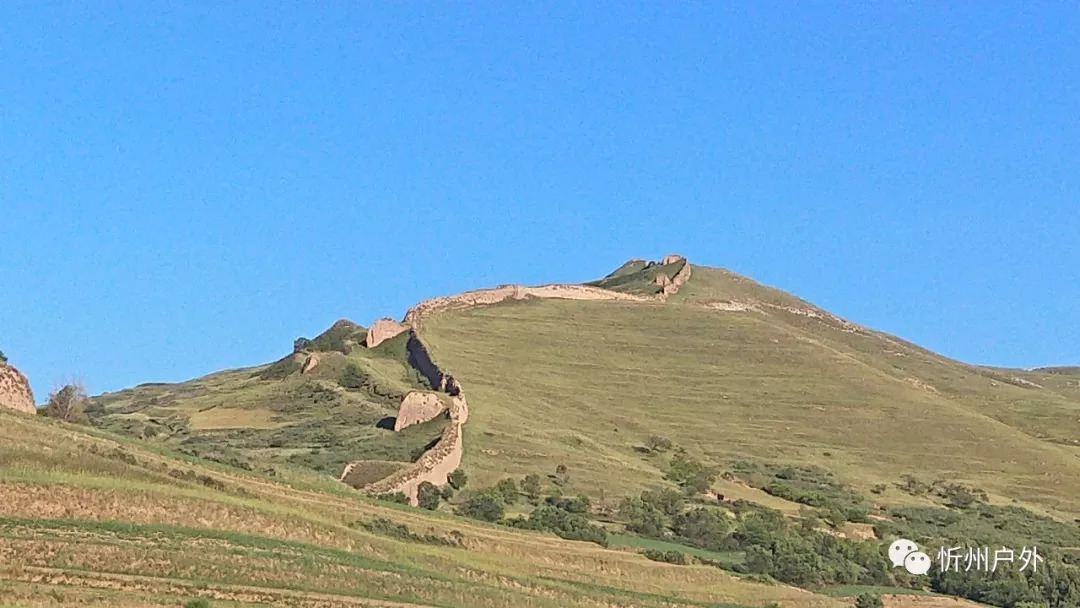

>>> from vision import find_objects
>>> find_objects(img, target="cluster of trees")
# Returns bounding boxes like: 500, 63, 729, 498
447, 466, 608, 546
928, 557, 1080, 608
620, 488, 892, 587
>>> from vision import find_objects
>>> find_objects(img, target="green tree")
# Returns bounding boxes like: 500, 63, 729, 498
854, 594, 883, 608
457, 492, 504, 522
494, 478, 518, 505
673, 508, 731, 551
41, 383, 89, 424
522, 473, 542, 500
618, 496, 667, 537
666, 453, 716, 494
417, 481, 441, 510
447, 469, 467, 490
0, 350, 7, 364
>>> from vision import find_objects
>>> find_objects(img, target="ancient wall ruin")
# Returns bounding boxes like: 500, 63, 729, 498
662, 258, 692, 297
344, 256, 693, 504
0, 364, 36, 414
393, 391, 448, 431
365, 318, 410, 348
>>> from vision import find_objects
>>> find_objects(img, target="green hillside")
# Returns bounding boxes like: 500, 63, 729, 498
87, 320, 446, 480
423, 265, 1080, 519
14, 256, 1078, 607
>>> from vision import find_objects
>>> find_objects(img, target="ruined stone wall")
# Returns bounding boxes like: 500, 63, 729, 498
393, 391, 447, 431
0, 364, 36, 414
662, 259, 693, 297
346, 256, 693, 504
403, 283, 655, 330
365, 318, 410, 348
361, 387, 469, 505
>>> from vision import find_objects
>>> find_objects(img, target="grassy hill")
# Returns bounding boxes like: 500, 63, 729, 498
87, 320, 446, 480
421, 264, 1080, 519
9, 256, 1080, 607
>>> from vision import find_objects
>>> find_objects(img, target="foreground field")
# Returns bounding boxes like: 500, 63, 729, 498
0, 407, 845, 607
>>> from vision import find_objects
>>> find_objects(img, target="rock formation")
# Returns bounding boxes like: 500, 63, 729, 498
0, 363, 36, 414
365, 318, 410, 348
393, 391, 447, 431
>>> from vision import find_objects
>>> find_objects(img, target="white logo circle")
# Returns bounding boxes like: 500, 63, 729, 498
905, 551, 932, 575
888, 538, 919, 568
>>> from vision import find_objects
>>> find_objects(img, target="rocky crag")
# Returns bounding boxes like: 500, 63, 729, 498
342, 255, 690, 504
0, 363, 36, 414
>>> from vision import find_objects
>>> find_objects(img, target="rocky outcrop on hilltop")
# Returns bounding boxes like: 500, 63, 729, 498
0, 363, 36, 414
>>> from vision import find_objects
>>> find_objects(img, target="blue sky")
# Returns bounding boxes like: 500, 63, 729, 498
2, 3, 1077, 400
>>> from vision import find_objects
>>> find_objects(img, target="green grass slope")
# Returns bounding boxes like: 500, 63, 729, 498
87, 320, 444, 480
0, 407, 842, 608
420, 264, 1080, 519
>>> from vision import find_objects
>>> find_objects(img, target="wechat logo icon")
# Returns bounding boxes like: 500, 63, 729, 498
889, 539, 931, 576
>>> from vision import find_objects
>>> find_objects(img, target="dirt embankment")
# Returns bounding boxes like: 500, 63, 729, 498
0, 364, 35, 414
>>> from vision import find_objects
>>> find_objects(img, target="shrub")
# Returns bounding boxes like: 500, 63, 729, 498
666, 453, 716, 494
854, 594, 883, 608
447, 469, 467, 490
440, 485, 455, 500
0, 350, 7, 364
619, 496, 667, 537
293, 337, 311, 352
184, 599, 212, 608
417, 481, 441, 510
458, 492, 504, 522
640, 488, 685, 517
494, 478, 518, 505
375, 492, 409, 504
642, 549, 689, 565
522, 473, 542, 500
673, 508, 731, 551
339, 363, 370, 390
646, 435, 673, 453
510, 504, 608, 546
360, 517, 458, 547
546, 494, 591, 514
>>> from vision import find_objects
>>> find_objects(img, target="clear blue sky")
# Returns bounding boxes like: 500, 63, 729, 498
2, 3, 1077, 400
